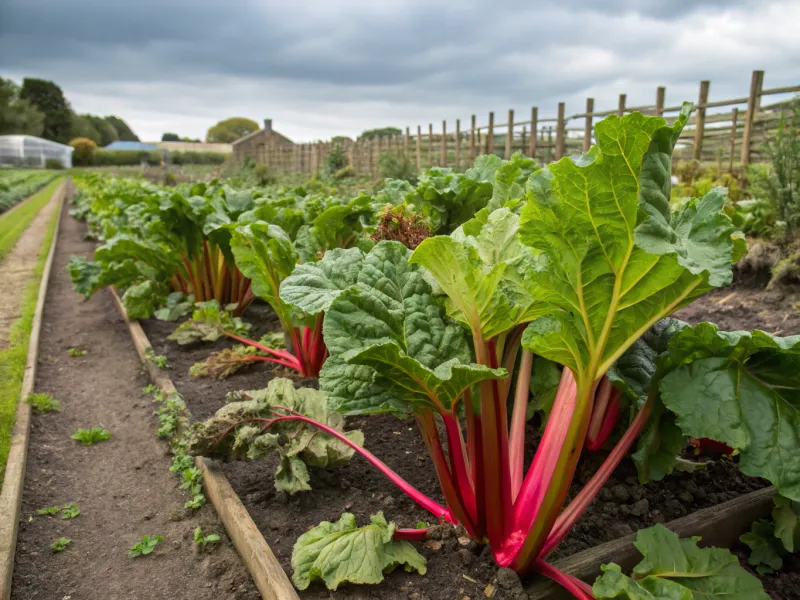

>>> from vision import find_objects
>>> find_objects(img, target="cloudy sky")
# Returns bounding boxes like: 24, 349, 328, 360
1, 0, 798, 143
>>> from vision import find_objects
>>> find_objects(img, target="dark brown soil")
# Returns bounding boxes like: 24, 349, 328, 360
12, 205, 260, 600
138, 275, 800, 599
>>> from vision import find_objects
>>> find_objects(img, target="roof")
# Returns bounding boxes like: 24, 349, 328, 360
105, 141, 158, 151
152, 141, 232, 153
0, 135, 74, 150
232, 128, 293, 147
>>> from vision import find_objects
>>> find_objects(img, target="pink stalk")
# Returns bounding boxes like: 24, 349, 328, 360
239, 355, 304, 371
302, 325, 312, 364
222, 330, 299, 364
442, 413, 477, 524
266, 413, 454, 522
393, 528, 429, 542
509, 350, 534, 501
289, 327, 310, 376
585, 390, 621, 452
533, 560, 595, 600
539, 395, 653, 559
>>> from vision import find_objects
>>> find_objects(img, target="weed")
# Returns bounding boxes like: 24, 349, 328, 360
71, 426, 111, 445
128, 535, 163, 558
142, 384, 157, 395
26, 393, 62, 414
50, 537, 72, 552
145, 348, 168, 369
193, 526, 221, 546
60, 502, 80, 519
67, 347, 87, 357
37, 505, 60, 516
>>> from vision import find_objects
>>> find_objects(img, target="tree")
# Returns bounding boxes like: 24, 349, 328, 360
69, 137, 97, 166
87, 115, 118, 146
70, 114, 102, 144
206, 117, 259, 143
0, 77, 45, 136
359, 127, 402, 141
162, 132, 180, 141
19, 78, 73, 143
105, 116, 139, 141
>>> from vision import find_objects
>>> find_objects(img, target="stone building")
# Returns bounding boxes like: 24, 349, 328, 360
231, 119, 294, 164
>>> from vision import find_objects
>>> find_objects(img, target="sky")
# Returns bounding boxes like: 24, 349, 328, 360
1, 0, 798, 143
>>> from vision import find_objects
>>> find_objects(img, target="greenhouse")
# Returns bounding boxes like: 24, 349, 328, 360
0, 135, 74, 168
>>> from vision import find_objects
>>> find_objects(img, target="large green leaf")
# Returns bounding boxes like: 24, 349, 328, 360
659, 324, 800, 500
279, 247, 366, 315
519, 104, 740, 382
291, 512, 426, 591
168, 300, 250, 345
593, 524, 768, 599
773, 494, 800, 553
740, 520, 786, 575
321, 241, 488, 415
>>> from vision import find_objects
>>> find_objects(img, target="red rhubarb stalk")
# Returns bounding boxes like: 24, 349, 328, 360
533, 560, 595, 600
509, 350, 534, 501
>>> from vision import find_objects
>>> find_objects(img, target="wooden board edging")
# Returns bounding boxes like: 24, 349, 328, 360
527, 485, 775, 599
107, 287, 300, 600
0, 180, 67, 600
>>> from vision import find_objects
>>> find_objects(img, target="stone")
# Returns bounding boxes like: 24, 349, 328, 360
496, 568, 522, 590
603, 502, 619, 516
599, 488, 613, 502
678, 491, 693, 504
629, 499, 649, 517
611, 484, 631, 503
629, 486, 644, 502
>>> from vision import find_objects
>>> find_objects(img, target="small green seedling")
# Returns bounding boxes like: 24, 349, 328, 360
71, 426, 111, 445
60, 502, 81, 519
37, 505, 61, 516
50, 538, 72, 552
193, 526, 220, 546
145, 348, 168, 369
26, 393, 62, 413
68, 347, 87, 357
142, 384, 157, 395
128, 535, 163, 558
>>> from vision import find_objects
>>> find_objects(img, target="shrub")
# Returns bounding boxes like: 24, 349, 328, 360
333, 166, 353, 180
252, 164, 277, 185
45, 158, 63, 170
68, 137, 97, 166
327, 143, 348, 172
90, 149, 161, 166
169, 151, 227, 166
378, 152, 416, 183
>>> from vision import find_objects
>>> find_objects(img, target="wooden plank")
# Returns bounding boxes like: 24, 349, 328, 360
555, 102, 565, 160
428, 123, 433, 167
729, 107, 738, 172
656, 86, 666, 116
617, 93, 626, 117
441, 120, 447, 166
583, 98, 594, 152
693, 80, 711, 160
404, 127, 410, 160
741, 70, 764, 166
527, 487, 775, 599
0, 182, 66, 600
505, 109, 514, 159
469, 115, 476, 165
455, 119, 461, 168
529, 107, 538, 159
487, 111, 495, 156
416, 125, 422, 172
521, 126, 527, 158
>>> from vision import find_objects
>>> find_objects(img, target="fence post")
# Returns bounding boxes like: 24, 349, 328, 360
740, 70, 764, 167
505, 109, 514, 159
469, 115, 476, 165
529, 107, 537, 159
404, 127, 410, 159
729, 107, 738, 172
455, 119, 461, 168
441, 120, 447, 166
555, 102, 565, 160
693, 80, 710, 160
415, 126, 422, 173
617, 94, 626, 117
428, 123, 433, 167
583, 98, 594, 152
656, 86, 666, 116
521, 126, 526, 157
487, 112, 495, 156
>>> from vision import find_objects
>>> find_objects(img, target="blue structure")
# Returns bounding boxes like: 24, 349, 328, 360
104, 141, 158, 151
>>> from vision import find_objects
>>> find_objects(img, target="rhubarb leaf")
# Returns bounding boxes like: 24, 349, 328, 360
659, 324, 800, 500
594, 524, 768, 599
121, 280, 164, 319
519, 104, 739, 383
280, 247, 365, 315
291, 512, 426, 590
740, 520, 786, 575
773, 494, 800, 552
188, 378, 363, 494
154, 292, 194, 321
169, 300, 250, 345
322, 241, 485, 415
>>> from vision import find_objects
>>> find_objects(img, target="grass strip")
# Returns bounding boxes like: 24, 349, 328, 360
0, 183, 63, 485
0, 179, 63, 262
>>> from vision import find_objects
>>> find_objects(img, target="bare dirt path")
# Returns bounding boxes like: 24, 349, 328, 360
11, 205, 260, 600
0, 185, 62, 349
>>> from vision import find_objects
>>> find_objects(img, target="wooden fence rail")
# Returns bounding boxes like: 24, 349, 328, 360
257, 70, 798, 178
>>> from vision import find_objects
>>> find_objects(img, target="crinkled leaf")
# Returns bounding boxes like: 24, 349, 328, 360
659, 324, 800, 500
280, 247, 365, 315
520, 105, 740, 382
740, 520, 785, 575
122, 280, 165, 319
275, 454, 312, 494
594, 524, 768, 599
168, 300, 250, 345
154, 292, 194, 321
291, 512, 426, 591
189, 345, 260, 379
772, 494, 800, 553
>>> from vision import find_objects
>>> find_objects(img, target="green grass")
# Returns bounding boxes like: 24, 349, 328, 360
0, 181, 62, 486
0, 179, 62, 262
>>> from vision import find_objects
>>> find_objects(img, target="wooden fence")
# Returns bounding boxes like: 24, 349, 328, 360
261, 70, 799, 177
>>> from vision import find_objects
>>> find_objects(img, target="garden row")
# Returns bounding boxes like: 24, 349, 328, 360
64, 103, 799, 599
0, 170, 61, 214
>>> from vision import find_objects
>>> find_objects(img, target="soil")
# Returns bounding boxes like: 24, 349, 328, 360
12, 201, 260, 600
0, 184, 61, 348
138, 272, 800, 599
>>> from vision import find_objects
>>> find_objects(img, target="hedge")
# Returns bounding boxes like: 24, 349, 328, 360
89, 150, 227, 167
